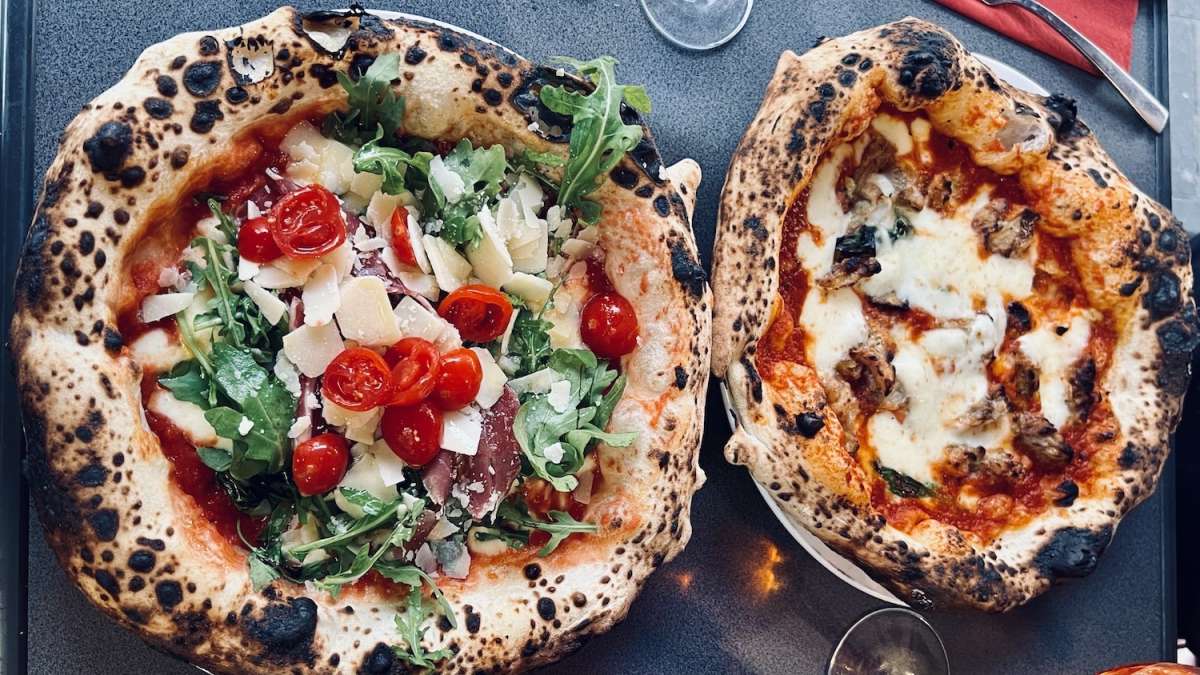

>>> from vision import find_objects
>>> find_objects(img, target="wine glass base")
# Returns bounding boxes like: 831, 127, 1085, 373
640, 0, 754, 51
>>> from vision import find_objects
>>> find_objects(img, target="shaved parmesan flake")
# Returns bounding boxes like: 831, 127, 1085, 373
397, 269, 440, 302
273, 354, 302, 397
238, 256, 261, 281
429, 156, 466, 203
130, 329, 189, 372
252, 265, 305, 290
394, 296, 461, 350
302, 264, 341, 327
287, 416, 311, 439
324, 400, 382, 444
335, 276, 401, 346
237, 417, 255, 436
428, 517, 459, 540
243, 281, 287, 326
548, 380, 572, 413
423, 235, 471, 293
366, 192, 401, 231
141, 292, 195, 323
499, 309, 520, 354
470, 347, 507, 408
543, 442, 565, 464
547, 205, 573, 238
157, 266, 180, 288
283, 322, 345, 377
196, 216, 228, 244
508, 368, 559, 395
503, 272, 553, 310
406, 210, 431, 273
324, 241, 356, 280
545, 296, 583, 349
334, 454, 399, 518
281, 518, 329, 565
466, 207, 514, 287
349, 170, 384, 202
561, 238, 594, 259
441, 406, 483, 456
370, 439, 407, 486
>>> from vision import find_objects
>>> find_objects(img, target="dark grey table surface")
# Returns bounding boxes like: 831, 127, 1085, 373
18, 1, 1174, 673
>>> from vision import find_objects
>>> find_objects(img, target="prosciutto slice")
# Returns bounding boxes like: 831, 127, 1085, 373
421, 388, 522, 518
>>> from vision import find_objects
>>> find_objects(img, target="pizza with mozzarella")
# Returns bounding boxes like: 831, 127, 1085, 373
713, 19, 1196, 610
11, 7, 710, 671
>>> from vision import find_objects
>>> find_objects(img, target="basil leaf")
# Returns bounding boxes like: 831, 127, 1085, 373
875, 463, 934, 498
539, 56, 648, 222
197, 447, 233, 472
325, 53, 405, 147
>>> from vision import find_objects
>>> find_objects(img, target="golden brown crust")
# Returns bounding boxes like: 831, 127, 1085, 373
11, 7, 710, 671
712, 18, 1196, 611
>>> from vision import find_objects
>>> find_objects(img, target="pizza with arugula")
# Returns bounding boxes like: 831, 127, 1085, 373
12, 8, 709, 671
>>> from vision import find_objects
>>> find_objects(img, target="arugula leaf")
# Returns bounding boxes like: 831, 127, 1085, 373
287, 500, 405, 557
325, 53, 405, 147
160, 360, 216, 408
197, 236, 244, 346
197, 447, 233, 472
496, 502, 598, 557
539, 56, 649, 222
442, 140, 507, 198
519, 148, 566, 168
338, 487, 392, 518
207, 198, 239, 243
875, 463, 934, 498
248, 554, 280, 592
205, 343, 296, 473
352, 127, 428, 195
508, 308, 554, 376
392, 590, 453, 669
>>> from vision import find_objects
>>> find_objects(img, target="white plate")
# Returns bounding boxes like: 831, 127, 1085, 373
724, 53, 1048, 607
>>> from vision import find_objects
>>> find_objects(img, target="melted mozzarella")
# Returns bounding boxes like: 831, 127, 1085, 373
860, 190, 1034, 320
797, 143, 854, 277
130, 329, 189, 372
1018, 313, 1091, 428
148, 389, 225, 448
798, 288, 867, 377
871, 113, 914, 156
868, 312, 1010, 484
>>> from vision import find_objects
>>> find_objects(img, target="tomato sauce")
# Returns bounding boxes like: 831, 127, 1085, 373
758, 104, 1119, 542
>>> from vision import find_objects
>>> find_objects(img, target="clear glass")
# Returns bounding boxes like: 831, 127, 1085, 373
828, 608, 950, 675
639, 0, 753, 51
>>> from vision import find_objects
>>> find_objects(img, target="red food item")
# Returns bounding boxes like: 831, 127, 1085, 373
384, 337, 442, 406
237, 215, 283, 263
580, 291, 639, 359
292, 433, 351, 496
389, 206, 419, 268
382, 402, 444, 467
269, 184, 346, 258
524, 476, 590, 522
431, 348, 482, 410
437, 284, 514, 343
322, 347, 394, 412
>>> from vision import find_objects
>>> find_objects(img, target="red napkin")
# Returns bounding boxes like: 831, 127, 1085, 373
934, 0, 1137, 76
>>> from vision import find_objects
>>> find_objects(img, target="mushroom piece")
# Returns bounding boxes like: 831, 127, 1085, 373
835, 333, 897, 407
978, 447, 1029, 481
818, 255, 881, 289
1012, 411, 1074, 468
953, 394, 1008, 432
1068, 357, 1097, 419
971, 197, 1038, 258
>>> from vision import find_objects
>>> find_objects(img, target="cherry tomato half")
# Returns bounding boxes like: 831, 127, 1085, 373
322, 347, 394, 412
580, 291, 639, 359
237, 215, 283, 263
381, 402, 443, 467
292, 433, 350, 496
383, 337, 441, 406
437, 285, 514, 343
389, 206, 419, 268
269, 184, 346, 258
431, 348, 482, 410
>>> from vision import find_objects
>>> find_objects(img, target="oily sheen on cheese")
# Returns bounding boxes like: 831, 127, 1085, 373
1018, 313, 1091, 428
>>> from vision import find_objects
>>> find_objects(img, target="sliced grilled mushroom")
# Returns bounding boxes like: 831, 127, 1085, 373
1013, 411, 1074, 468
971, 197, 1037, 257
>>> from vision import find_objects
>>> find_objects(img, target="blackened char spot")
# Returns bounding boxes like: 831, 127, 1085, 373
673, 366, 688, 389
156, 75, 178, 97
246, 597, 318, 655
93, 569, 120, 597
668, 238, 706, 298
82, 122, 133, 173
119, 166, 146, 188
103, 328, 123, 351
536, 597, 556, 620
1042, 93, 1081, 139
309, 64, 337, 88
1032, 526, 1111, 579
511, 66, 577, 143
1157, 228, 1179, 252
894, 29, 959, 98
1086, 168, 1108, 188
1156, 311, 1200, 395
225, 86, 248, 104
1053, 480, 1079, 507
795, 412, 824, 438
190, 100, 223, 134
88, 509, 119, 541
741, 355, 763, 403
349, 54, 376, 80
404, 44, 427, 65
128, 550, 156, 573
653, 195, 670, 217
1143, 270, 1182, 319
523, 563, 541, 580
1118, 443, 1139, 469
183, 61, 222, 97
465, 609, 481, 633
483, 88, 503, 106
154, 580, 183, 610
610, 166, 638, 189
198, 35, 218, 55
74, 463, 108, 487
807, 99, 827, 123
362, 642, 394, 673
143, 98, 173, 119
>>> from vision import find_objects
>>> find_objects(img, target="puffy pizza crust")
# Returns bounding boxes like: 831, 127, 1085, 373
11, 7, 710, 671
712, 19, 1196, 611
